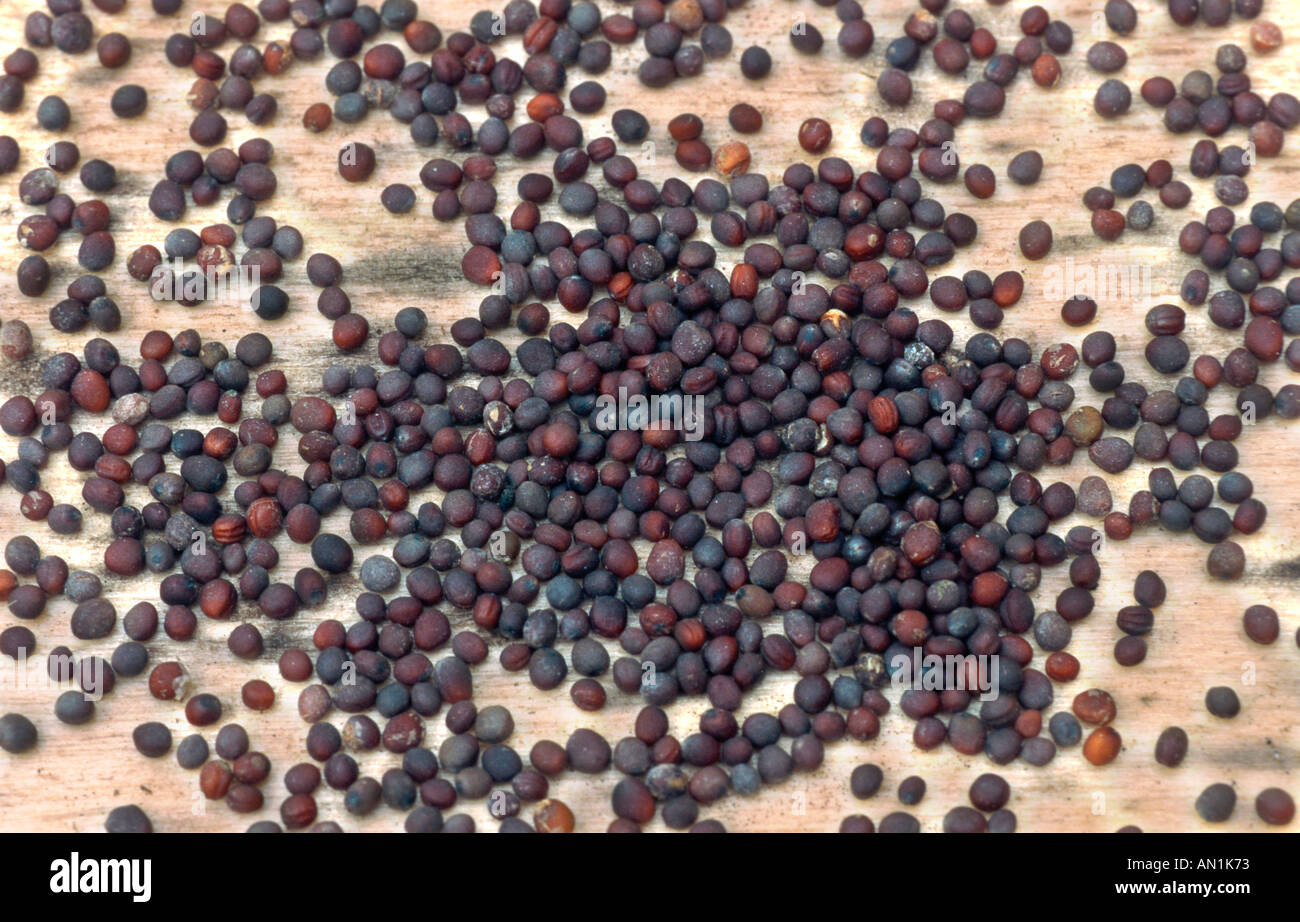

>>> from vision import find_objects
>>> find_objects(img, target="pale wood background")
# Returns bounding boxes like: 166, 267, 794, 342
0, 0, 1297, 832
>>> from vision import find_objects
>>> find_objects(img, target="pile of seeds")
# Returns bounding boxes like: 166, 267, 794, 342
0, 0, 1297, 834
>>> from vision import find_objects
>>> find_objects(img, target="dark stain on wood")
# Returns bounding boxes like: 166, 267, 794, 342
1267, 556, 1300, 580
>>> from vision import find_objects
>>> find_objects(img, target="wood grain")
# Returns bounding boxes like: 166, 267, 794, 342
0, 0, 1298, 833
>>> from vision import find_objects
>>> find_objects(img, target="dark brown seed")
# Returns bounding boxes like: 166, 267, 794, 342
1195, 783, 1236, 823
728, 103, 762, 134
1154, 726, 1189, 767
338, 142, 376, 182
1018, 220, 1052, 259
1205, 686, 1240, 718
1242, 605, 1279, 644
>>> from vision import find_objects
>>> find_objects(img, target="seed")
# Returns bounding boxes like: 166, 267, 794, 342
1094, 79, 1132, 117
1206, 540, 1246, 579
1091, 209, 1125, 240
0, 713, 38, 752
1126, 200, 1154, 230
877, 69, 913, 106
797, 118, 832, 154
1195, 783, 1236, 823
849, 763, 883, 799
381, 183, 416, 214
876, 812, 919, 834
1204, 686, 1240, 718
176, 734, 209, 770
1154, 726, 1189, 767
1255, 788, 1295, 826
104, 804, 152, 834
739, 45, 771, 79
964, 164, 996, 198
1073, 689, 1118, 726
1086, 41, 1127, 73
1029, 52, 1061, 86
1018, 220, 1053, 259
1105, 0, 1138, 33
969, 773, 1011, 811
1114, 636, 1147, 666
713, 141, 750, 176
97, 32, 132, 68
338, 142, 376, 182
1083, 726, 1122, 765
36, 95, 71, 131
728, 103, 762, 134
148, 662, 189, 701
534, 798, 575, 832
897, 775, 926, 805
110, 84, 148, 118
1045, 650, 1080, 684
1242, 605, 1279, 644
133, 721, 173, 757
790, 22, 823, 55
1061, 297, 1097, 326
1007, 150, 1043, 185
1250, 21, 1283, 52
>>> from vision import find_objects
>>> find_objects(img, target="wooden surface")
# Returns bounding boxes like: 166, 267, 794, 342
0, 0, 1298, 833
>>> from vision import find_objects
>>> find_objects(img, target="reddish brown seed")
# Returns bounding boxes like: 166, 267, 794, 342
1083, 726, 1122, 766
263, 42, 290, 75
225, 782, 263, 813
797, 118, 832, 154
533, 798, 575, 832
1250, 21, 1283, 53
1061, 297, 1098, 326
281, 793, 317, 829
964, 164, 996, 198
148, 662, 189, 701
333, 313, 369, 351
1256, 788, 1295, 825
242, 679, 275, 710
1045, 651, 1080, 681
728, 103, 762, 134
991, 271, 1024, 306
1031, 53, 1061, 87
1193, 354, 1223, 388
279, 648, 312, 682
1242, 605, 1279, 644
674, 139, 711, 171
713, 141, 751, 177
1091, 209, 1125, 241
569, 677, 606, 711
303, 102, 331, 132
461, 245, 501, 286
1073, 688, 1117, 725
199, 760, 233, 799
337, 141, 376, 182
526, 92, 564, 122
1103, 512, 1132, 540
